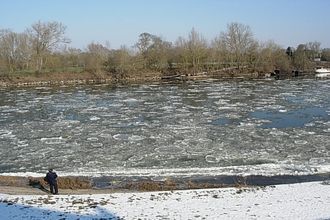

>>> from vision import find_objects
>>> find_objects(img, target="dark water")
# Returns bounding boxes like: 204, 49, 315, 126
251, 107, 329, 129
0, 79, 329, 178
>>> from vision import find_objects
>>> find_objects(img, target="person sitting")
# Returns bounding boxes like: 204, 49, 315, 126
44, 168, 58, 195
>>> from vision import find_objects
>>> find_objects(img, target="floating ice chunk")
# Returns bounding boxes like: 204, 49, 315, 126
161, 106, 174, 110
187, 106, 204, 110
34, 97, 49, 101
238, 122, 256, 127
205, 155, 219, 163
305, 122, 315, 127
123, 98, 139, 102
90, 116, 100, 121
91, 143, 103, 147
16, 110, 29, 113
218, 106, 235, 110
99, 133, 113, 138
128, 135, 145, 141
109, 103, 124, 107
324, 128, 330, 133
67, 120, 80, 124
85, 107, 108, 112
0, 130, 16, 139
143, 102, 156, 105
40, 137, 65, 144
309, 158, 326, 164
155, 146, 183, 153
269, 130, 289, 136
113, 134, 145, 141
0, 129, 11, 136
294, 140, 308, 145
18, 140, 28, 145
127, 155, 145, 162
87, 137, 98, 142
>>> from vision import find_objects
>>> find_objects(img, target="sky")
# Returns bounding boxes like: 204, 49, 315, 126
1, 0, 329, 50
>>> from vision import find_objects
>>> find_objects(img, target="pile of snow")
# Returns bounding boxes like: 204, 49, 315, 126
1, 181, 330, 219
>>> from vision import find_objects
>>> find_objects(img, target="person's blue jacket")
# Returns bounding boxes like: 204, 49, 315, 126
45, 170, 58, 185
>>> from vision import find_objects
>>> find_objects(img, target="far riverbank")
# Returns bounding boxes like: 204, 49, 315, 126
0, 69, 317, 88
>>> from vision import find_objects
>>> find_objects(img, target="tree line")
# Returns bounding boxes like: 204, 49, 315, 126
1, 21, 329, 79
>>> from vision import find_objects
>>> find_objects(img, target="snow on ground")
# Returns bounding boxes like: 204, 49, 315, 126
1, 181, 330, 220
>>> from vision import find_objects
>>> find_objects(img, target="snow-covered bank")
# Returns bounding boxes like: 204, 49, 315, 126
1, 181, 330, 219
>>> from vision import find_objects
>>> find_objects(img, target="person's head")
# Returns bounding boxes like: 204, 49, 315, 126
48, 168, 53, 172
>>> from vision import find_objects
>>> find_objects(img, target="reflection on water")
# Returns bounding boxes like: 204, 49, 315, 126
0, 79, 330, 177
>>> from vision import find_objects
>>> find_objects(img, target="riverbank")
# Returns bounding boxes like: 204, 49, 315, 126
1, 181, 330, 219
1, 173, 330, 195
0, 71, 165, 88
0, 69, 313, 88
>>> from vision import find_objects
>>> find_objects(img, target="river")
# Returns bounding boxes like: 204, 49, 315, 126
0, 78, 329, 178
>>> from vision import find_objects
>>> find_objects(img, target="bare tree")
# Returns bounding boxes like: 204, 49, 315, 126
174, 28, 208, 73
146, 36, 171, 71
63, 47, 83, 68
106, 45, 133, 78
321, 48, 330, 61
293, 44, 309, 70
28, 21, 70, 72
306, 41, 321, 60
85, 42, 110, 73
211, 35, 227, 68
136, 33, 153, 56
135, 33, 172, 70
220, 22, 257, 69
174, 36, 189, 71
257, 41, 291, 73
0, 29, 32, 72
187, 28, 208, 73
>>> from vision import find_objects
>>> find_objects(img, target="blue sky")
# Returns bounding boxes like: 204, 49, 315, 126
1, 0, 329, 49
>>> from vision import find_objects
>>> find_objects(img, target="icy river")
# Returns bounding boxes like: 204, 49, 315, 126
0, 79, 330, 178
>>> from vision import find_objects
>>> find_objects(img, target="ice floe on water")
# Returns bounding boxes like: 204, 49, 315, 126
0, 79, 329, 177
0, 130, 15, 139
89, 116, 100, 121
112, 134, 145, 141
40, 137, 65, 145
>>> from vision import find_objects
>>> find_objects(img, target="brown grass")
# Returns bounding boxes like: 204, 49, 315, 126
186, 180, 227, 190
0, 176, 28, 187
0, 70, 163, 87
125, 178, 177, 191
1, 175, 249, 192
28, 176, 92, 189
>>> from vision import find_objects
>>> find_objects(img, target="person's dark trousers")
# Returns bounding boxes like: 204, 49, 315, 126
50, 183, 58, 194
